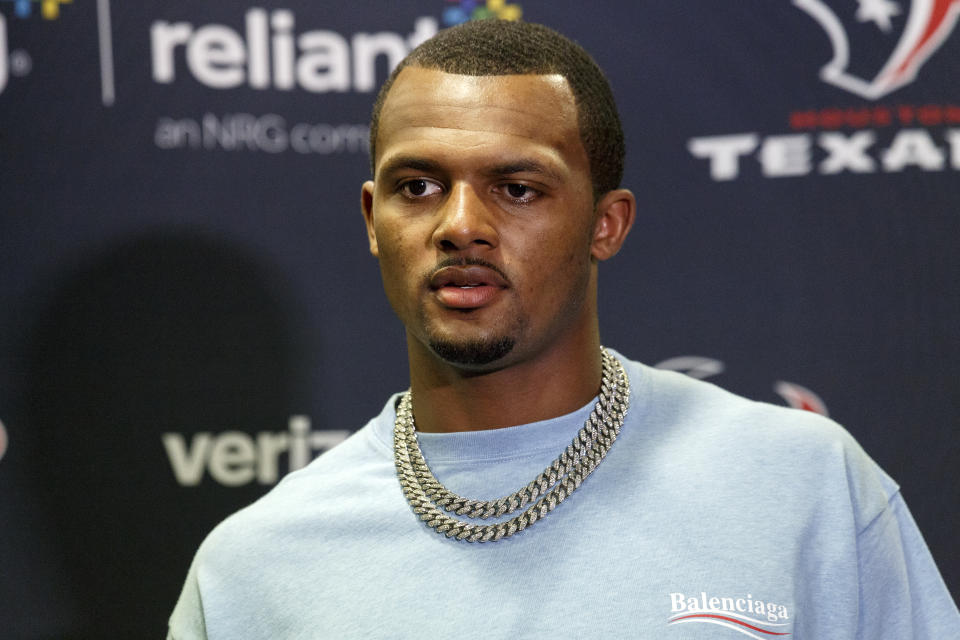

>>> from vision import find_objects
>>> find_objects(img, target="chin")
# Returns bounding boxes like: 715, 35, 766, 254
428, 336, 516, 368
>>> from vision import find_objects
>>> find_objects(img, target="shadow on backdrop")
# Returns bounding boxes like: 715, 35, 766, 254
18, 230, 310, 638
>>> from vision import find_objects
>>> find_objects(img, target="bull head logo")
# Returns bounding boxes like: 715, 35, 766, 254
794, 0, 960, 99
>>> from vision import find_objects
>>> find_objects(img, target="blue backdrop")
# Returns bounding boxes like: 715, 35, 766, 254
1, 1, 957, 636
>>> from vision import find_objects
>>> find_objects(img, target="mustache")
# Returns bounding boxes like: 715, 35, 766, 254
428, 257, 511, 286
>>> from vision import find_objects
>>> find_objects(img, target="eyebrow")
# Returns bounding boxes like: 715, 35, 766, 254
376, 156, 442, 179
377, 155, 563, 183
485, 160, 563, 183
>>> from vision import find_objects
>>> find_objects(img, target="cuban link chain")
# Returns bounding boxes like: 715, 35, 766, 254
393, 347, 630, 542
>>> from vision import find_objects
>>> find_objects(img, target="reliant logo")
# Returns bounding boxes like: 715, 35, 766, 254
150, 9, 438, 93
794, 0, 960, 99
148, 3, 524, 154
162, 415, 349, 487
668, 591, 792, 638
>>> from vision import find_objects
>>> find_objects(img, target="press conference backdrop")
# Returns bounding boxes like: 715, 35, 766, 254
1, 0, 958, 636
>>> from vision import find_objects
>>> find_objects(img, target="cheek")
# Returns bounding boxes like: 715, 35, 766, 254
548, 217, 596, 265
514, 223, 593, 296
375, 221, 408, 267
375, 224, 423, 297
376, 247, 414, 320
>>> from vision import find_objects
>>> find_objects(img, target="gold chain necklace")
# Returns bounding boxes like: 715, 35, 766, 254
393, 348, 630, 542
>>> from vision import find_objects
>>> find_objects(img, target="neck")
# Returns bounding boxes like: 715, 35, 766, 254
406, 327, 602, 433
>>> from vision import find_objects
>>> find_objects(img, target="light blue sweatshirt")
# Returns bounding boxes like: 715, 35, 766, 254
169, 353, 959, 639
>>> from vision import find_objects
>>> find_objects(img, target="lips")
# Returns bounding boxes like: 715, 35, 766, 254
429, 265, 508, 309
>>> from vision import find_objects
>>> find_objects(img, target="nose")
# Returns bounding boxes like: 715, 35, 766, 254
432, 182, 498, 253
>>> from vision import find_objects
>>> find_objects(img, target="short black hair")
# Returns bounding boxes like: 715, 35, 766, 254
369, 20, 624, 200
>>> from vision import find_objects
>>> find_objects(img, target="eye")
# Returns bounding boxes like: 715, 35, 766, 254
502, 183, 539, 203
399, 179, 443, 198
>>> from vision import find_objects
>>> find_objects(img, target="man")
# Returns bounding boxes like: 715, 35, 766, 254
168, 19, 959, 638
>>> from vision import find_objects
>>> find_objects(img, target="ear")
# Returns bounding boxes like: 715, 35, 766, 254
590, 188, 635, 261
361, 180, 379, 257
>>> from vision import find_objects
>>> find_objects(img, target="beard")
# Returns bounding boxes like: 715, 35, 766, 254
414, 256, 525, 368
428, 334, 516, 367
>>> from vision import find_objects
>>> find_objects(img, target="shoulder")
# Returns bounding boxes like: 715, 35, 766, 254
623, 354, 850, 445
617, 353, 898, 530
192, 399, 400, 567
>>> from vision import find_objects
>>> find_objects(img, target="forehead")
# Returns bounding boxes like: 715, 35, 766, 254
374, 67, 587, 174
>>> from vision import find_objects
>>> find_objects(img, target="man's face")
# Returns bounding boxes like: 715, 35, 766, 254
362, 66, 600, 371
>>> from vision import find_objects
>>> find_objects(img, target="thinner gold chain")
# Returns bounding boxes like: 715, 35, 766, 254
393, 348, 630, 542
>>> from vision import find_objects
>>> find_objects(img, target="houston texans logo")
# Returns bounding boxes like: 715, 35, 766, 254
654, 357, 830, 416
794, 0, 960, 99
